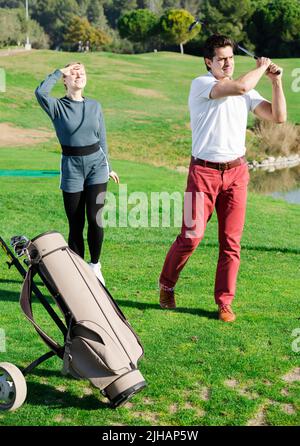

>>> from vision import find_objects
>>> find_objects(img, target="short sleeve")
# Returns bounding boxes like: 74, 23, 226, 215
190, 75, 218, 100
247, 89, 266, 112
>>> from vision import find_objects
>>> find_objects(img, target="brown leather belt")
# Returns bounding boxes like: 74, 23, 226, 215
191, 155, 246, 171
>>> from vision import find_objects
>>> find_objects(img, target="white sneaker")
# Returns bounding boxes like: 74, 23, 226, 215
88, 262, 106, 286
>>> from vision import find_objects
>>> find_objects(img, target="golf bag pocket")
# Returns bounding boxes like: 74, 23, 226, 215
64, 321, 131, 388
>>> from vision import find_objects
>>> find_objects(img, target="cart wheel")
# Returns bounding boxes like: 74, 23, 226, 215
0, 362, 27, 411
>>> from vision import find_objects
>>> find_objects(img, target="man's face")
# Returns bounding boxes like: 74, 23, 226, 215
64, 64, 87, 91
205, 46, 235, 80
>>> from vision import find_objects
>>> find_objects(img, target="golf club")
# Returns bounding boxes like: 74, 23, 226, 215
189, 19, 281, 75
10, 235, 30, 257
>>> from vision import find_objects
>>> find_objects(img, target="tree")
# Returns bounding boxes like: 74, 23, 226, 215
136, 0, 163, 14
179, 1, 200, 17
199, 0, 254, 45
0, 8, 22, 46
158, 8, 200, 54
118, 9, 158, 43
76, 0, 90, 17
63, 15, 111, 51
162, 0, 180, 8
104, 0, 138, 28
18, 8, 49, 48
0, 7, 48, 48
87, 0, 108, 29
31, 0, 78, 48
246, 0, 300, 57
162, 0, 200, 15
0, 1, 26, 7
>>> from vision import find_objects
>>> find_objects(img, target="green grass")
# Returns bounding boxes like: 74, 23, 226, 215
0, 159, 299, 426
0, 51, 299, 426
0, 50, 299, 168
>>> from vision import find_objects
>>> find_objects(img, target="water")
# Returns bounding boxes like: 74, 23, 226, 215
249, 164, 300, 205
271, 189, 300, 205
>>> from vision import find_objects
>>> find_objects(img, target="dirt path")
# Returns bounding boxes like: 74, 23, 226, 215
0, 123, 53, 147
0, 48, 36, 57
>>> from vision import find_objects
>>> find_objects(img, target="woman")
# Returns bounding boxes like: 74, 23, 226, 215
35, 62, 119, 285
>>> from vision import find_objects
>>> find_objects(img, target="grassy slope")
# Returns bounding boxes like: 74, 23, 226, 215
0, 51, 299, 426
0, 51, 299, 169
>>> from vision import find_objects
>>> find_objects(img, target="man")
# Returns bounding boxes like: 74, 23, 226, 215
159, 34, 286, 322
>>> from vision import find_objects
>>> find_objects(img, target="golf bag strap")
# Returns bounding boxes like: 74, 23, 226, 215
20, 265, 64, 358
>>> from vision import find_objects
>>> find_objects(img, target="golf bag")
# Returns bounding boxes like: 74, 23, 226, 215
0, 231, 146, 410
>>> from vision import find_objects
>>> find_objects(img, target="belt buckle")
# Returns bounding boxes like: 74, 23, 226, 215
219, 162, 228, 171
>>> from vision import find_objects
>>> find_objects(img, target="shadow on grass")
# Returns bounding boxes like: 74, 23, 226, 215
0, 285, 52, 303
118, 300, 218, 319
135, 239, 300, 255
23, 369, 110, 410
0, 278, 24, 285
0, 277, 45, 286
205, 242, 300, 255
0, 288, 20, 302
0, 288, 217, 319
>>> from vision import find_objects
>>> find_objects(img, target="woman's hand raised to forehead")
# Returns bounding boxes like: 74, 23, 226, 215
60, 64, 82, 77
60, 66, 72, 76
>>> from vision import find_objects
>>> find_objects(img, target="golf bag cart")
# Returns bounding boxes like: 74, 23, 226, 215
0, 231, 146, 411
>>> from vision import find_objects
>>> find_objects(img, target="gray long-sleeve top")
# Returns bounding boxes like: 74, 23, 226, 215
35, 69, 111, 171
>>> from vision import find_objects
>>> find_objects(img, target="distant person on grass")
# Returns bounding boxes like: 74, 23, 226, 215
159, 34, 287, 322
35, 62, 119, 285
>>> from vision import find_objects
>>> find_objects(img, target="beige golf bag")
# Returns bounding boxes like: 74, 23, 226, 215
0, 231, 146, 411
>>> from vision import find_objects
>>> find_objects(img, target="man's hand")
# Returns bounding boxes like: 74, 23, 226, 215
256, 57, 272, 72
266, 62, 283, 81
256, 58, 282, 81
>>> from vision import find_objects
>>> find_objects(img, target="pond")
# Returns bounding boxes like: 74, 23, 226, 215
249, 164, 300, 205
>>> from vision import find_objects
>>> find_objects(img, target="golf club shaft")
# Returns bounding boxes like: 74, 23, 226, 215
189, 19, 281, 75
238, 45, 281, 75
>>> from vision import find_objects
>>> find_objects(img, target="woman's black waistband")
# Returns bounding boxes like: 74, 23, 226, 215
61, 142, 100, 156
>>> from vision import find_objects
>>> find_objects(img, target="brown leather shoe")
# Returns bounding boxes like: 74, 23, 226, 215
159, 287, 176, 309
218, 304, 236, 322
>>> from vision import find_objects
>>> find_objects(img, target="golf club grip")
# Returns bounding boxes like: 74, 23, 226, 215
266, 66, 282, 75
254, 55, 281, 75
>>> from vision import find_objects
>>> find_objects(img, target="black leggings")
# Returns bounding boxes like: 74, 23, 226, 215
62, 183, 107, 263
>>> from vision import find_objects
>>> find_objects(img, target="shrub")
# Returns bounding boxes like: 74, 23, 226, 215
254, 119, 300, 157
102, 28, 134, 54
63, 16, 111, 51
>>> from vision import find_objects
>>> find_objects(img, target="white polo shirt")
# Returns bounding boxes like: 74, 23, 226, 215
188, 71, 266, 162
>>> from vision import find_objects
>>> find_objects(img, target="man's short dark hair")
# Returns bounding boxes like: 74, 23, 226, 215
203, 34, 235, 71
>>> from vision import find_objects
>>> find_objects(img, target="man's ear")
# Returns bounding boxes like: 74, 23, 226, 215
204, 57, 212, 69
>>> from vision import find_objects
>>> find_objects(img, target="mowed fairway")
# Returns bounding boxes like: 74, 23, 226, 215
0, 50, 299, 165
0, 51, 299, 426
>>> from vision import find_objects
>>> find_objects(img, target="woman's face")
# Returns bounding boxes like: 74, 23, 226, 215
64, 64, 87, 91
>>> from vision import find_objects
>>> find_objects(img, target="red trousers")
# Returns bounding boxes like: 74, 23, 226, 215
159, 159, 250, 305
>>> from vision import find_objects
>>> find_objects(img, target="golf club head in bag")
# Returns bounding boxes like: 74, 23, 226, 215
10, 236, 30, 258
